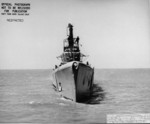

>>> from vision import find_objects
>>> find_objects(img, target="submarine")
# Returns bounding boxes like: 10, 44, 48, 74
52, 23, 94, 102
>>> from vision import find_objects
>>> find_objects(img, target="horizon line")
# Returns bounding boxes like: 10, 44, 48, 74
0, 67, 150, 70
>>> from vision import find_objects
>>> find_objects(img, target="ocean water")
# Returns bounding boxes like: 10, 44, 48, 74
0, 69, 150, 123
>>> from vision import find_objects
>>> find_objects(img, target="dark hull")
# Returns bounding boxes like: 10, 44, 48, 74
52, 61, 94, 102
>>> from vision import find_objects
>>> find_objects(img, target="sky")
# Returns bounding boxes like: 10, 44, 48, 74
0, 0, 150, 69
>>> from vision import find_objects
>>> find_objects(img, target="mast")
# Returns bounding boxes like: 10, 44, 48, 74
68, 23, 74, 47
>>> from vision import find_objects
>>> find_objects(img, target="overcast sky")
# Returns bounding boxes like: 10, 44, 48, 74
0, 0, 150, 69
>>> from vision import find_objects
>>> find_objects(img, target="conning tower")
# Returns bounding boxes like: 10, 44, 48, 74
61, 23, 81, 63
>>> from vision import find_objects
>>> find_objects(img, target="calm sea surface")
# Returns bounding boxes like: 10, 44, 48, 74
0, 69, 150, 123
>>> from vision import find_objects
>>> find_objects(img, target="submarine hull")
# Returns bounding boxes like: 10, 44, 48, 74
52, 61, 94, 102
